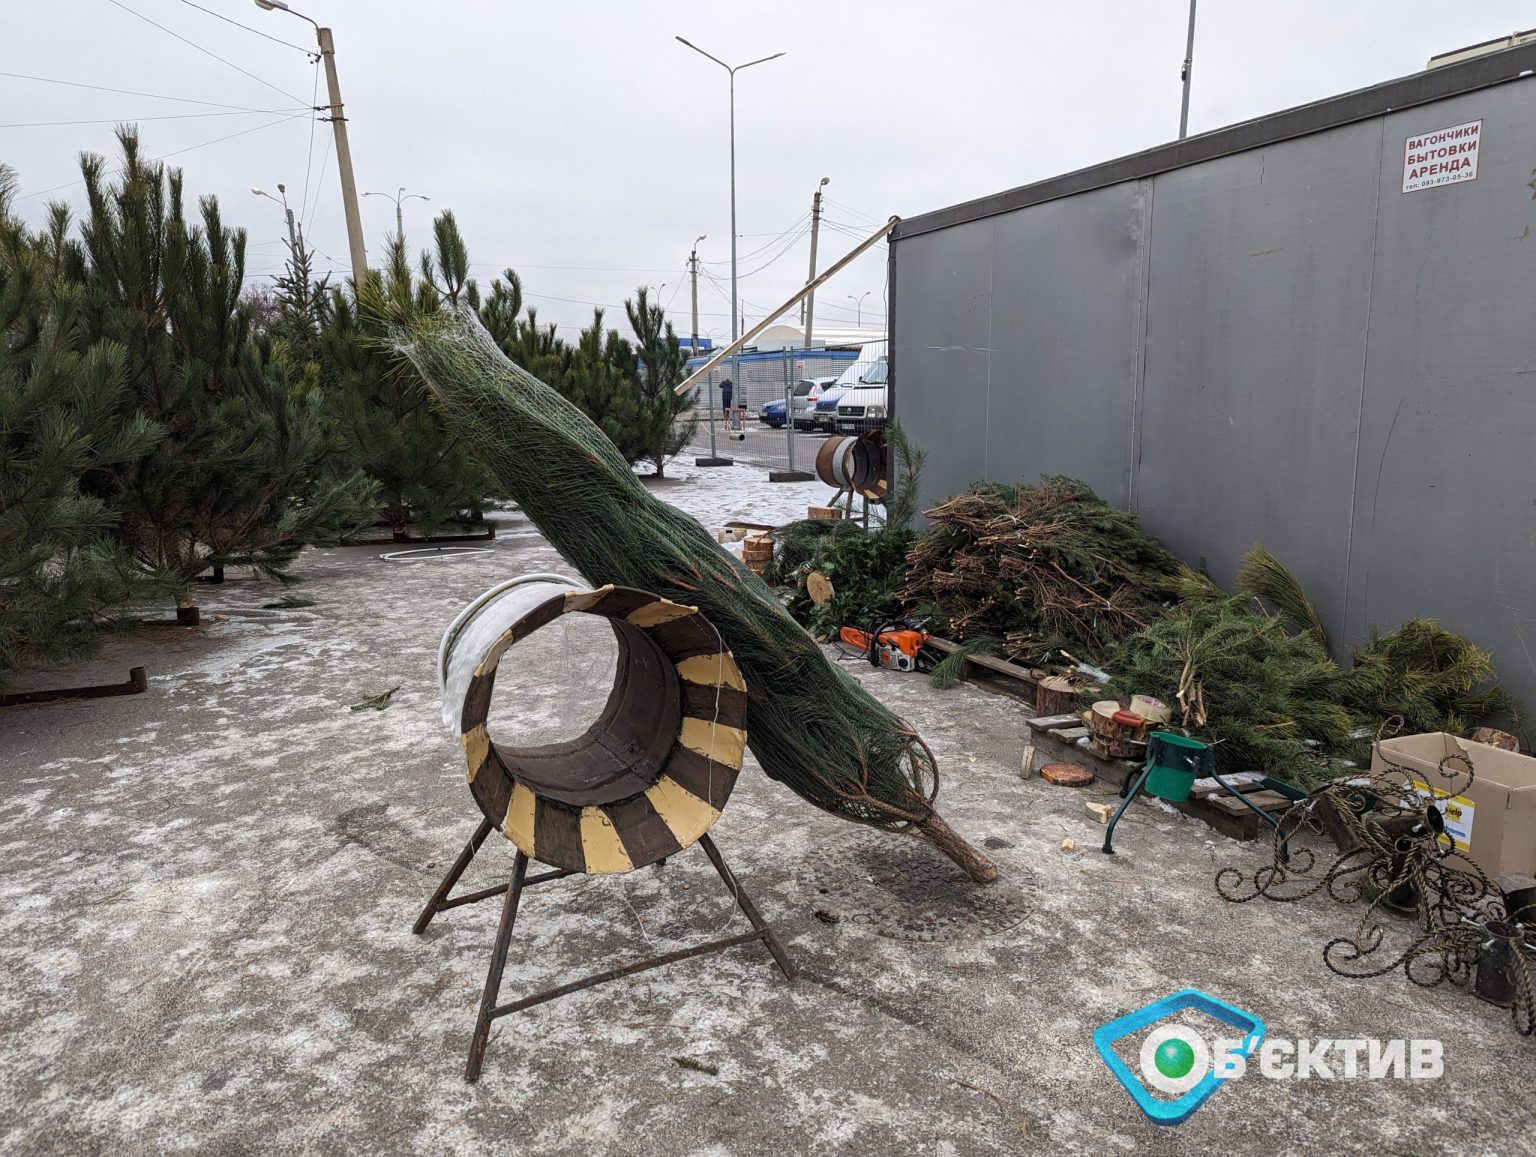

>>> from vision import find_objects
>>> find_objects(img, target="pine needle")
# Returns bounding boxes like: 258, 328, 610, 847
928, 635, 1000, 690
349, 684, 400, 711
1236, 544, 1328, 648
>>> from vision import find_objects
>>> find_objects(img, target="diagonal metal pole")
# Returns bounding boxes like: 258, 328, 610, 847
675, 216, 898, 397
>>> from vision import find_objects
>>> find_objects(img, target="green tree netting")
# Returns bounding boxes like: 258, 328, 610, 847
396, 307, 996, 881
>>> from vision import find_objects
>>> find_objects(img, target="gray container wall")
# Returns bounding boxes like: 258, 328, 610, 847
892, 69, 1536, 711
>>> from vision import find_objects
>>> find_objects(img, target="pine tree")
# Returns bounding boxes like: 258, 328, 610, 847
319, 227, 496, 535
624, 285, 696, 478
65, 130, 375, 598
0, 166, 162, 685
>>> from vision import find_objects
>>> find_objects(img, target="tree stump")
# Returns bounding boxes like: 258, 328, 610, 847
1035, 675, 1080, 717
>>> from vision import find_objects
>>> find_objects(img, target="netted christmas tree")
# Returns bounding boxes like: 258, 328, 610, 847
395, 306, 997, 881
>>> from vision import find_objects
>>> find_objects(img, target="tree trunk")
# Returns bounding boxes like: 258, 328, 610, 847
914, 810, 999, 882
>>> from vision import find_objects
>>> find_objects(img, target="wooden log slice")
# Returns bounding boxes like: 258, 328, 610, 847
1040, 762, 1095, 787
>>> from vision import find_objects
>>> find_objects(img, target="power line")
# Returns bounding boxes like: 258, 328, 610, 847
1, 109, 306, 129
17, 112, 308, 200
106, 0, 309, 105
698, 212, 808, 266
172, 0, 312, 54
467, 261, 692, 274
303, 127, 332, 232
298, 58, 320, 221
823, 196, 884, 225
0, 70, 306, 112
734, 222, 811, 279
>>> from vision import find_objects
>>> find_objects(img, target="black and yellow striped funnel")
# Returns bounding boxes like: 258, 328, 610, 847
446, 582, 747, 874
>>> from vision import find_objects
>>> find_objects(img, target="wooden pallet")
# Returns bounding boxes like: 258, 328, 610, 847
930, 637, 1294, 841
1025, 715, 1294, 842
925, 638, 1043, 706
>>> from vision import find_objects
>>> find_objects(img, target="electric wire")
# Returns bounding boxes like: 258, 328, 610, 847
16, 112, 308, 200
304, 128, 332, 232
0, 71, 306, 112
0, 109, 306, 129
697, 212, 808, 265
172, 0, 313, 54
298, 58, 321, 223
106, 0, 309, 105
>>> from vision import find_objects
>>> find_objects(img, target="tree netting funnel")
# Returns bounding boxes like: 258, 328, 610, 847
438, 575, 746, 873
397, 307, 997, 883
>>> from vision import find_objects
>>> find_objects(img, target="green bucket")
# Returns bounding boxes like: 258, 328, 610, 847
1143, 731, 1211, 802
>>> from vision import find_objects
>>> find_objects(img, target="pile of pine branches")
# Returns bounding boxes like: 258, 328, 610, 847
1104, 547, 1517, 787
898, 478, 1179, 665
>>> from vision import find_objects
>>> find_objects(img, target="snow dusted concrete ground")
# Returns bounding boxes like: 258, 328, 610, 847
3, 462, 1535, 1155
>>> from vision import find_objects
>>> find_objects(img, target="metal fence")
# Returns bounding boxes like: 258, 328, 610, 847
682, 347, 876, 476
890, 46, 1536, 714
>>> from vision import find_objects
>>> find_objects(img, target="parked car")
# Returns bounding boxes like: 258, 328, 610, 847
758, 398, 788, 428
791, 376, 840, 429
811, 386, 847, 430
834, 350, 889, 435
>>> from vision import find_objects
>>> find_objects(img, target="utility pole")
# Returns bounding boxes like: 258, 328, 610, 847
801, 176, 829, 349
255, 3, 367, 286
1179, 0, 1198, 139
317, 27, 367, 285
689, 234, 705, 354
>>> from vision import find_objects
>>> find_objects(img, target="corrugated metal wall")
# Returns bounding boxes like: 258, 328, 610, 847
892, 68, 1536, 711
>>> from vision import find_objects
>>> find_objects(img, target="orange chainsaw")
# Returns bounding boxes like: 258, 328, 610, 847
836, 619, 936, 673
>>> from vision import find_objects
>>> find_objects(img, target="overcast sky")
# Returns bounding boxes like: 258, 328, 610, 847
4, 2, 1531, 339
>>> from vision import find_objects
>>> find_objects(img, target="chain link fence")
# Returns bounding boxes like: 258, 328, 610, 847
681, 344, 885, 477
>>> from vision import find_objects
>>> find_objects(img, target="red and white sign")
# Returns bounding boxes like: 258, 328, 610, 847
1402, 119, 1482, 193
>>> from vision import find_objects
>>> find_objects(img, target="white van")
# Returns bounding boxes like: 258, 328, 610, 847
833, 341, 889, 435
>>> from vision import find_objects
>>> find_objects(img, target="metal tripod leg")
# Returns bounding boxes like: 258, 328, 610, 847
465, 850, 528, 1083
413, 817, 494, 934
1210, 771, 1291, 863
698, 832, 797, 980
1103, 765, 1154, 855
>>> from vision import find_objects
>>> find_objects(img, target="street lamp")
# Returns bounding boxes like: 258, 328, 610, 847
676, 35, 785, 467
251, 183, 298, 252
848, 291, 871, 328
254, 0, 368, 286
1179, 0, 1198, 138
362, 186, 430, 240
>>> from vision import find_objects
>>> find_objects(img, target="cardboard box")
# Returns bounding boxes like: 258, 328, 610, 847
1371, 733, 1536, 878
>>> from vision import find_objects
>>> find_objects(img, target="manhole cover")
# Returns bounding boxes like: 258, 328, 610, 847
798, 833, 1035, 942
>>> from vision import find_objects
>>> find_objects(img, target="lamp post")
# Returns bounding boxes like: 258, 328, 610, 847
1179, 0, 1198, 139
254, 0, 367, 287
251, 183, 298, 252
363, 186, 430, 241
676, 35, 785, 467
848, 291, 871, 328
